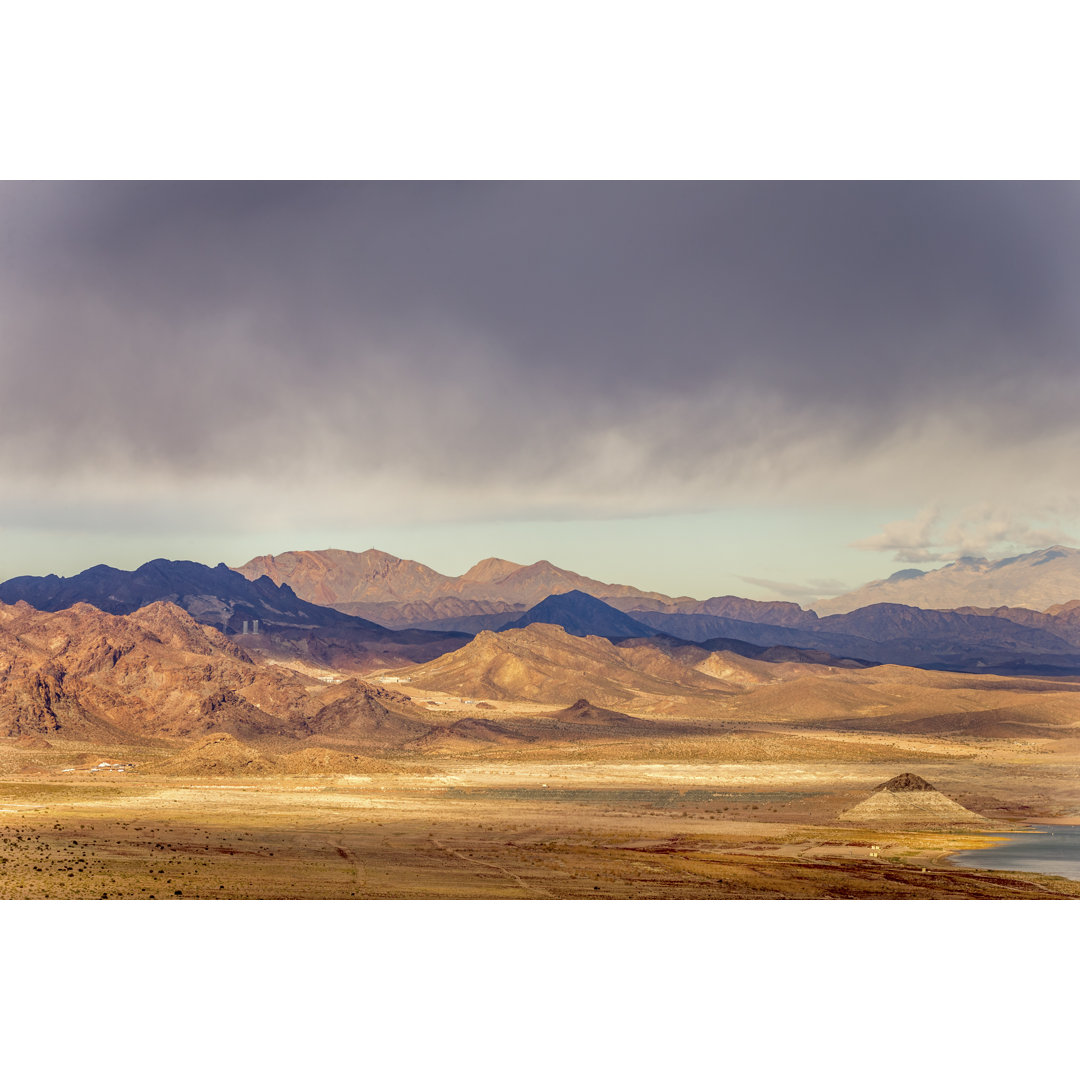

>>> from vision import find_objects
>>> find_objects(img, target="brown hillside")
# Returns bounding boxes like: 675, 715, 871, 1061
304, 677, 432, 746
737, 662, 1080, 736
15, 734, 52, 749
392, 621, 1080, 730
235, 549, 458, 607
0, 601, 389, 743
151, 732, 276, 775
395, 623, 733, 711
407, 717, 541, 749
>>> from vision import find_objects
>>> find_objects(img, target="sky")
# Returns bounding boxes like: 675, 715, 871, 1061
1, 181, 1079, 603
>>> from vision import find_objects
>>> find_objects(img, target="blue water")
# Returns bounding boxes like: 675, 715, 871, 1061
949, 823, 1080, 882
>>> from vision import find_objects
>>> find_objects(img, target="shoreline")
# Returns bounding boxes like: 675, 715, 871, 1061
945, 821, 1080, 884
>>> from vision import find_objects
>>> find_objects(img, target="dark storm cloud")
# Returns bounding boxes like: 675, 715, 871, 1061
1, 182, 1078, 527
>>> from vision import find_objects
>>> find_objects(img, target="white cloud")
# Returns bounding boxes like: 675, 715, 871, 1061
739, 576, 851, 603
853, 504, 1077, 564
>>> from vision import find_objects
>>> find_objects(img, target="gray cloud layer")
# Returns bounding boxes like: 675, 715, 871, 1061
1, 182, 1078, 535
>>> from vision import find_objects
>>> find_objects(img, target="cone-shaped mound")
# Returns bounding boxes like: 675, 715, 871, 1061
552, 698, 637, 724
15, 735, 53, 749
499, 591, 657, 639
874, 773, 937, 792
304, 678, 431, 745
840, 774, 987, 824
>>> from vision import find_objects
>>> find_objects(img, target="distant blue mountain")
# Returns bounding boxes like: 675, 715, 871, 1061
628, 604, 1080, 674
498, 590, 660, 640
7, 560, 1080, 678
488, 590, 1080, 674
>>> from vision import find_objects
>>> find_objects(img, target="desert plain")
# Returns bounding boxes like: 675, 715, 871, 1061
3, 713, 1078, 900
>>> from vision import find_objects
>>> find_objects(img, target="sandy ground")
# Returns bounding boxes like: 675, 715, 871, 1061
1, 732, 1077, 898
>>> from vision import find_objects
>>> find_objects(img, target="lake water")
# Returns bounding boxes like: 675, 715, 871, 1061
949, 824, 1080, 882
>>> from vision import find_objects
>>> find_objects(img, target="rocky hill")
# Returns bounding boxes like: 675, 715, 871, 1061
235, 549, 461, 608
393, 623, 742, 712
0, 600, 429, 744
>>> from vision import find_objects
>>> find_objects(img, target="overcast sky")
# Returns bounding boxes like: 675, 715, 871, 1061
1, 181, 1078, 600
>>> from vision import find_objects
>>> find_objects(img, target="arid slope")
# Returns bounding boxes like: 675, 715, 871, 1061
0, 601, 425, 744
393, 623, 1080, 735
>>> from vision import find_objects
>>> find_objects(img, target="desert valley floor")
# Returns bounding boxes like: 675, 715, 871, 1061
3, 722, 1078, 900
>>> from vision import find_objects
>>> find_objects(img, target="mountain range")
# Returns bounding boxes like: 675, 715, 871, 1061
3, 586, 1079, 748
232, 548, 813, 628
227, 545, 1080, 674
502, 590, 1080, 674
0, 559, 467, 671
233, 545, 1080, 628
232, 551, 1080, 674
815, 546, 1080, 614
5, 546, 1080, 688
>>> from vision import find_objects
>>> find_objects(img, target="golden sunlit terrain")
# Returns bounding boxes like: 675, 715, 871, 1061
2, 718, 1077, 900
3, 600, 1079, 899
